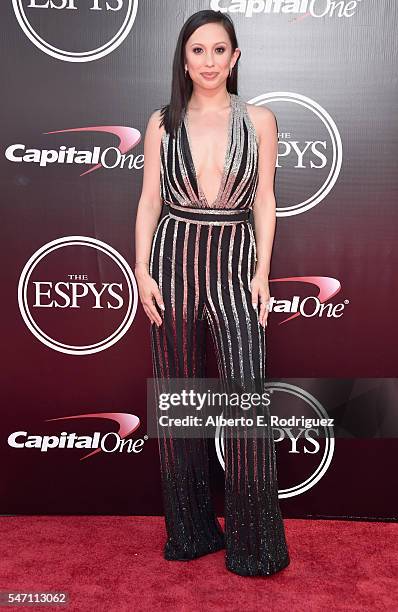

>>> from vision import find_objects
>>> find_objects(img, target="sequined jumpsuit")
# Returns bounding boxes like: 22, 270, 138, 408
149, 93, 290, 576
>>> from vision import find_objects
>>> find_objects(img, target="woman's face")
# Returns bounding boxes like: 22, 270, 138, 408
185, 23, 240, 89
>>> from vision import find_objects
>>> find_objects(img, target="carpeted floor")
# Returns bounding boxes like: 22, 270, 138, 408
0, 516, 397, 611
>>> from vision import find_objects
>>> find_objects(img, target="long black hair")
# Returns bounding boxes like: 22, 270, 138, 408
159, 10, 240, 138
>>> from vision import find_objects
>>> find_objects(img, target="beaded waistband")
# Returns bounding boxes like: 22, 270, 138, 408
165, 201, 250, 225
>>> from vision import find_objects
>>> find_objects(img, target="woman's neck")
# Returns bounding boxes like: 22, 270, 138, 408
188, 89, 231, 112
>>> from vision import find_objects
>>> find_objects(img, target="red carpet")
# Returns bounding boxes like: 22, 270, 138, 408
1, 517, 397, 611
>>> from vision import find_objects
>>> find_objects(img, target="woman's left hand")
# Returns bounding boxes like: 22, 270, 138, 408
250, 273, 270, 328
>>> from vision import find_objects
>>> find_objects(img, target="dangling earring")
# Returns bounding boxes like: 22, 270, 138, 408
185, 65, 188, 77
229, 66, 232, 77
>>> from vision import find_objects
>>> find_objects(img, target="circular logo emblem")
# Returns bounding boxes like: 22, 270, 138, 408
249, 92, 343, 217
12, 0, 138, 62
18, 236, 138, 354
215, 382, 335, 498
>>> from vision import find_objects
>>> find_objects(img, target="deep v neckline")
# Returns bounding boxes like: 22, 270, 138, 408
184, 93, 235, 207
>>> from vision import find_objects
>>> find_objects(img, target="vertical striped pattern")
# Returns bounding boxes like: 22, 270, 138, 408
160, 93, 259, 210
149, 95, 290, 576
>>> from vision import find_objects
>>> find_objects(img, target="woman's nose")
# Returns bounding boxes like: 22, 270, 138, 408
204, 53, 215, 66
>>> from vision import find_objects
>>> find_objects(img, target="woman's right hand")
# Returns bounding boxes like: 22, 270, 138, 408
135, 267, 165, 327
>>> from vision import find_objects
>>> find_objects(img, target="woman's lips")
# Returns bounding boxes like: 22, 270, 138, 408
201, 72, 219, 80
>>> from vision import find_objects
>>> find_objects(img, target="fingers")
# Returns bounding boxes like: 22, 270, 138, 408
251, 282, 269, 328
143, 300, 163, 327
153, 288, 165, 314
251, 285, 259, 311
140, 282, 165, 327
258, 300, 268, 328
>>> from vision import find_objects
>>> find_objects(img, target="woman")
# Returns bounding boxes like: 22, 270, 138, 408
134, 9, 290, 576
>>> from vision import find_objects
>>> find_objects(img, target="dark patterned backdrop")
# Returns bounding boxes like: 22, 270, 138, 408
1, 0, 397, 519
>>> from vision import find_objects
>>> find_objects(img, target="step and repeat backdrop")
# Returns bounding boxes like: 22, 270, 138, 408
1, 1, 397, 519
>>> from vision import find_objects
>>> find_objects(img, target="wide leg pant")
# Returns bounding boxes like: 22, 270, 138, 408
149, 203, 290, 576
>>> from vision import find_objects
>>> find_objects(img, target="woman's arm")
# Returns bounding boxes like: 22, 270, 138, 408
134, 109, 165, 326
135, 109, 163, 270
250, 106, 278, 327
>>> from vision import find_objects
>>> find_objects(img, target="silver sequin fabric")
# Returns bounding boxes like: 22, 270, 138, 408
160, 93, 259, 210
149, 93, 290, 576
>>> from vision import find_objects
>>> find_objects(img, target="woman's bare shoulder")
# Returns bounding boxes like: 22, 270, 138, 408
146, 108, 166, 140
244, 102, 277, 141
245, 101, 276, 122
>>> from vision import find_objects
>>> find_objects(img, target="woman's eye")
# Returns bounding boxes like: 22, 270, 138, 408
192, 47, 226, 54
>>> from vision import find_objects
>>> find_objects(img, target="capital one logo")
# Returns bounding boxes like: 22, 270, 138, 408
6, 126, 142, 176
269, 276, 348, 324
215, 382, 335, 498
18, 236, 138, 354
248, 92, 343, 216
211, 0, 362, 19
8, 412, 146, 461
12, 0, 138, 62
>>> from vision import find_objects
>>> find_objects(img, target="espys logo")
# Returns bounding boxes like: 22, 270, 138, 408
12, 0, 138, 63
215, 382, 335, 498
269, 276, 348, 324
211, 0, 362, 19
8, 412, 147, 461
18, 236, 138, 354
5, 126, 142, 176
249, 92, 342, 216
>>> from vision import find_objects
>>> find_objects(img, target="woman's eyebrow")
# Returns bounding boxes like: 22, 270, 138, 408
189, 41, 228, 46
